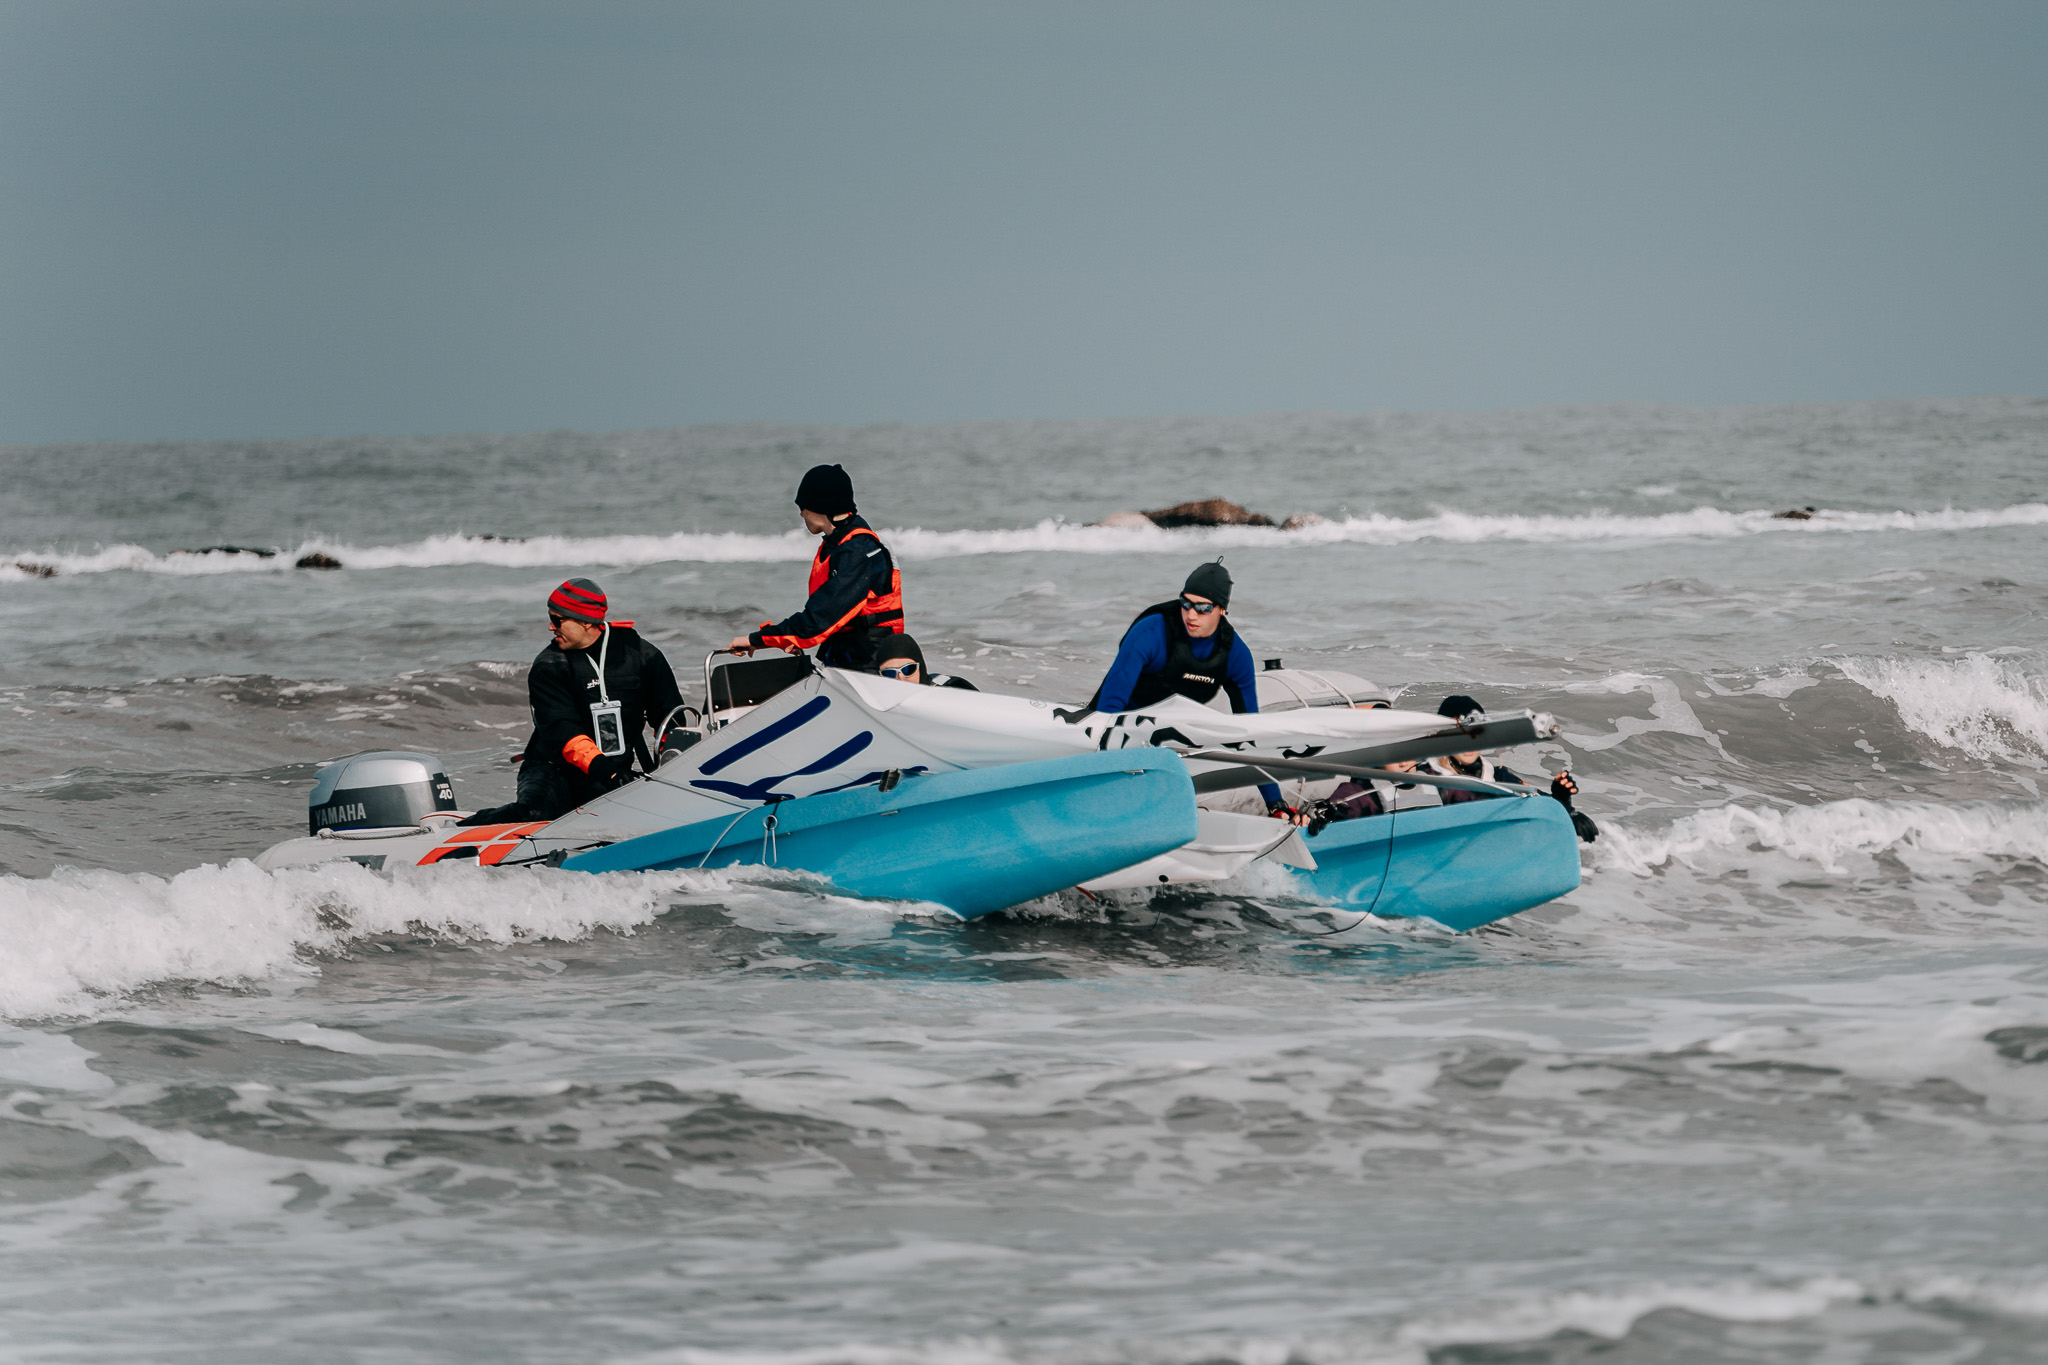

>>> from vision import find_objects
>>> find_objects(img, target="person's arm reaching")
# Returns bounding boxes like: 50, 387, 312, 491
1093, 615, 1169, 713
752, 537, 885, 653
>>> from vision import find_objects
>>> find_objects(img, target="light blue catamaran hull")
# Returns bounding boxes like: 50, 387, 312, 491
1295, 796, 1582, 932
564, 748, 1199, 919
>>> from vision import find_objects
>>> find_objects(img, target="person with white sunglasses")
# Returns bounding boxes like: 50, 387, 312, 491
873, 634, 977, 690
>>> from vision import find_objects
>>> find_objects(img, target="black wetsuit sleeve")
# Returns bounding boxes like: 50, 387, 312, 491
527, 651, 591, 771
634, 639, 686, 750
755, 536, 890, 651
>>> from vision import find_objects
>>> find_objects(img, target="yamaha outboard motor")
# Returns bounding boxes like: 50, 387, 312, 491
308, 751, 457, 835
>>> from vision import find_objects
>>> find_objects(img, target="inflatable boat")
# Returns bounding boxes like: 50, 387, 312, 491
254, 656, 1581, 928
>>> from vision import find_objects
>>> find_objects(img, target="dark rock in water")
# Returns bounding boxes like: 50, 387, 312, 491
13, 560, 57, 579
172, 545, 277, 558
1280, 512, 1327, 531
467, 534, 527, 543
1772, 506, 1818, 520
294, 552, 344, 570
1141, 498, 1275, 529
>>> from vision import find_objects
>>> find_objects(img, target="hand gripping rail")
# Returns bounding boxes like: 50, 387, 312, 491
1181, 709, 1559, 797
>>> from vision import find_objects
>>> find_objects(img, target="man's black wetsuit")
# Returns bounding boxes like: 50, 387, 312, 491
463, 622, 685, 825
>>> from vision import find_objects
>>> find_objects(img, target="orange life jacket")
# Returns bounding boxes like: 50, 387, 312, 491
757, 526, 905, 654
809, 527, 903, 633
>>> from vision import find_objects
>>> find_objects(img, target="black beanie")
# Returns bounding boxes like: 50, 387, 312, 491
875, 632, 927, 678
1438, 694, 1484, 719
1182, 560, 1232, 607
795, 464, 856, 516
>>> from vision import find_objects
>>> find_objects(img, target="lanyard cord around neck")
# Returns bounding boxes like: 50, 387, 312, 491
585, 623, 611, 703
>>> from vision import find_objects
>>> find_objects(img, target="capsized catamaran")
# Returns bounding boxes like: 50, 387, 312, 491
255, 656, 1582, 929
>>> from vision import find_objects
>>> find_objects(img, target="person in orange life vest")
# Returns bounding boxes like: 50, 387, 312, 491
727, 463, 904, 671
1088, 560, 1308, 826
459, 578, 685, 826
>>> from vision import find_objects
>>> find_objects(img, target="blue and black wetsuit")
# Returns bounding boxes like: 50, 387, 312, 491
1088, 602, 1281, 807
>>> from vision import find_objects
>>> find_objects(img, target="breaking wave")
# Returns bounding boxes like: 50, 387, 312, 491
1841, 651, 2048, 767
5, 502, 2047, 579
1595, 794, 2048, 878
0, 860, 707, 1021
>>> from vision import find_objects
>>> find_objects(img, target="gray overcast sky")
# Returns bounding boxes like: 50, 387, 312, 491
2, 1, 2043, 444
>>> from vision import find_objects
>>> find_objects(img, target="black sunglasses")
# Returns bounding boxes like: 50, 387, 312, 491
1177, 597, 1220, 615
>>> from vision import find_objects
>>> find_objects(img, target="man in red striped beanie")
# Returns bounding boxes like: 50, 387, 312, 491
548, 577, 608, 625
459, 577, 686, 825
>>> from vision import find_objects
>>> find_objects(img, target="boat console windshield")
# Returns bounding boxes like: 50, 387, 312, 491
703, 652, 816, 730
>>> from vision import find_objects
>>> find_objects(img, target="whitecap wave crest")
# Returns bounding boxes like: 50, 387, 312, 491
6, 503, 2046, 579
1595, 795, 2048, 878
1841, 652, 2048, 767
0, 860, 706, 1020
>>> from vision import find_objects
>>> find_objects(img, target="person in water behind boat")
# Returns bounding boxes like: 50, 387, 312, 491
1321, 694, 1597, 841
875, 634, 978, 690
1089, 560, 1305, 825
460, 579, 686, 826
728, 463, 904, 671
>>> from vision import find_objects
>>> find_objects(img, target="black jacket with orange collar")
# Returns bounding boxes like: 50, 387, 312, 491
525, 622, 684, 783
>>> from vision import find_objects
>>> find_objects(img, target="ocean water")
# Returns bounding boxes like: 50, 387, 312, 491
2, 397, 2046, 1363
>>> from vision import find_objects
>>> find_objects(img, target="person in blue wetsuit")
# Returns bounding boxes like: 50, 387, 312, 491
1088, 561, 1307, 825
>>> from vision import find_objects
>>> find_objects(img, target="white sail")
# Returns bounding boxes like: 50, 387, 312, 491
533, 667, 1498, 855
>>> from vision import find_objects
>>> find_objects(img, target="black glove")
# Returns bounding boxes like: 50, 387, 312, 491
1548, 772, 1597, 841
587, 752, 636, 789
1305, 799, 1338, 836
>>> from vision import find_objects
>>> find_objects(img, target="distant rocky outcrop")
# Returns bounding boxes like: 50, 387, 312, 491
294, 552, 344, 570
1772, 507, 1818, 521
172, 545, 277, 558
12, 560, 56, 579
1091, 497, 1329, 531
1143, 498, 1274, 528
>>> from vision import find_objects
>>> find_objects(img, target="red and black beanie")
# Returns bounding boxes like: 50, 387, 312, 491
548, 578, 607, 623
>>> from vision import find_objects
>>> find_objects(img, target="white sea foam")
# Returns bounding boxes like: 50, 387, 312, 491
1841, 651, 2048, 767
1562, 672, 1732, 759
5, 502, 2046, 579
1594, 794, 2048, 879
0, 860, 707, 1021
